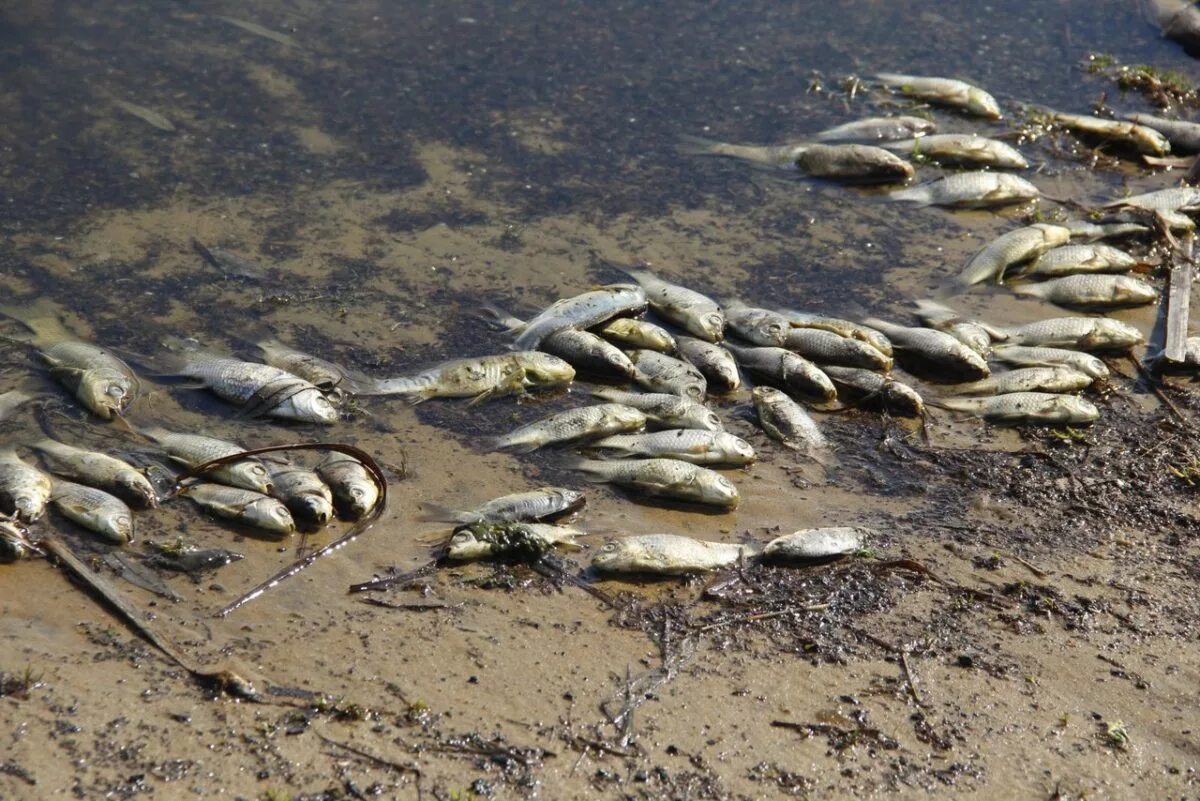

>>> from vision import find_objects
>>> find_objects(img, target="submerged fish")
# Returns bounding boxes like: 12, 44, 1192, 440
1145, 0, 1200, 55
364, 352, 575, 402
505, 285, 648, 351
420, 487, 585, 524
596, 318, 677, 352
890, 172, 1040, 208
778, 311, 893, 356
31, 439, 157, 508
1002, 318, 1145, 351
1011, 274, 1158, 308
0, 449, 53, 522
570, 458, 740, 508
264, 457, 334, 526
629, 350, 708, 400
875, 73, 1002, 118
171, 356, 337, 424
589, 429, 756, 465
762, 527, 867, 561
822, 366, 926, 417
861, 319, 989, 380
1021, 244, 1139, 277
255, 339, 348, 391
884, 134, 1028, 169
933, 392, 1100, 425
193, 241, 270, 280
489, 403, 647, 453
592, 534, 757, 574
140, 427, 273, 494
1122, 112, 1200, 153
752, 386, 832, 458
678, 134, 806, 167
446, 521, 582, 561
958, 224, 1071, 286
724, 343, 837, 402
316, 454, 381, 520
49, 480, 134, 544
626, 269, 724, 341
1044, 109, 1171, 156
144, 542, 245, 574
948, 366, 1094, 396
182, 483, 296, 535
113, 99, 175, 132
587, 388, 723, 431
990, 344, 1111, 380
675, 337, 742, 392
813, 115, 936, 143
792, 144, 914, 183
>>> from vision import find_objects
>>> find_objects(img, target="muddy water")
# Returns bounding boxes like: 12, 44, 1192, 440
3, 1, 1200, 799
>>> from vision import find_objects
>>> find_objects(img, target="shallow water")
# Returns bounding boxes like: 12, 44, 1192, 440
3, 1, 1200, 799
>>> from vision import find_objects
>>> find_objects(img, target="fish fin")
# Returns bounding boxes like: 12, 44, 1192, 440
476, 303, 526, 333
809, 447, 839, 468
676, 133, 730, 157
415, 503, 466, 523
924, 396, 975, 412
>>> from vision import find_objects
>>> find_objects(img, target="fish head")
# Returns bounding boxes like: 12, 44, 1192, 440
295, 389, 340, 424
104, 513, 135, 543
447, 528, 492, 560
549, 488, 586, 515
1053, 396, 1100, 423
699, 312, 726, 342
682, 383, 706, 402
685, 406, 723, 432
704, 474, 740, 508
612, 406, 648, 429
230, 462, 274, 495
338, 479, 380, 519
522, 355, 576, 386
591, 539, 643, 572
1079, 357, 1111, 381
117, 471, 159, 507
884, 383, 925, 417
78, 369, 135, 419
967, 89, 1002, 119
296, 494, 335, 525
249, 499, 296, 535
724, 435, 757, 463
12, 494, 44, 522
1134, 128, 1171, 157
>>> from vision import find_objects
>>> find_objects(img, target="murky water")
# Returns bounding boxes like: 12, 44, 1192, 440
3, 1, 1200, 799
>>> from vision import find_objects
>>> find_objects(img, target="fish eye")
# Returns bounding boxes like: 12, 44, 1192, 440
718, 477, 734, 490
768, 323, 784, 336
106, 383, 126, 399
601, 542, 618, 552
272, 507, 290, 520
705, 413, 721, 428
706, 313, 723, 329
250, 465, 268, 477
350, 487, 365, 499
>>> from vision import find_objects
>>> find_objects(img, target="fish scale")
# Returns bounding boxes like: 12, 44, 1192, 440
32, 439, 157, 508
141, 427, 273, 494
589, 429, 756, 465
0, 449, 53, 522
752, 386, 831, 457
490, 404, 646, 453
50, 479, 133, 543
587, 388, 723, 431
570, 457, 739, 508
178, 357, 337, 423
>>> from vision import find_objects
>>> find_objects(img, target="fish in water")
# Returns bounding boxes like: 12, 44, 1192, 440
113, 99, 175, 132
1122, 112, 1200, 153
31, 439, 157, 508
677, 134, 807, 167
482, 305, 638, 378
1011, 274, 1158, 309
674, 337, 741, 392
1001, 318, 1144, 352
49, 480, 134, 544
255, 339, 348, 391
874, 73, 1002, 118
446, 521, 583, 561
752, 386, 833, 460
1020, 244, 1139, 277
625, 268, 724, 341
419, 487, 585, 524
489, 403, 647, 453
724, 343, 837, 402
364, 352, 575, 402
1042, 109, 1171, 156
193, 240, 270, 280
168, 355, 338, 424
591, 534, 757, 575
316, 454, 381, 520
890, 172, 1040, 208
932, 392, 1100, 425
182, 483, 296, 535
821, 366, 926, 417
0, 449, 53, 522
813, 115, 937, 143
586, 388, 723, 431
783, 327, 893, 371
570, 457, 740, 509
140, 427, 273, 494
947, 366, 1095, 396
588, 429, 756, 466
761, 527, 868, 561
629, 350, 708, 401
143, 542, 245, 574
883, 134, 1028, 169
503, 285, 648, 351
263, 457, 335, 526
958, 224, 1072, 286
777, 311, 893, 356
860, 319, 990, 380
990, 344, 1111, 380
912, 300, 1006, 356
792, 144, 914, 183
596, 318, 677, 352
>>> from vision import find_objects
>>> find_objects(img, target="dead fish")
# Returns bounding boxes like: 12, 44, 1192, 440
675, 337, 742, 392
0, 390, 34, 422
316, 454, 381, 520
762, 527, 868, 561
724, 343, 836, 402
777, 311, 893, 356
143, 542, 245, 574
1102, 186, 1200, 214
625, 268, 724, 341
1122, 112, 1200, 153
169, 355, 338, 424
192, 241, 270, 281
0, 449, 53, 522
990, 344, 1111, 380
140, 426, 273, 494
792, 144, 914, 183
884, 134, 1028, 169
875, 73, 1002, 119
596, 318, 677, 352
255, 339, 348, 391
182, 483, 295, 535
113, 99, 175, 132
813, 115, 936, 143
821, 366, 925, 417
586, 388, 723, 431
783, 327, 893, 371
913, 300, 1006, 356
419, 487, 585, 524
49, 480, 134, 544
1145, 0, 1200, 55
1011, 274, 1158, 308
0, 518, 36, 562
890, 171, 1039, 208
592, 533, 757, 574
569, 457, 740, 508
363, 352, 575, 402
932, 392, 1100, 425
503, 285, 648, 350
1021, 244, 1139, 277
958, 224, 1071, 286
860, 319, 989, 380
1003, 318, 1144, 352
31, 439, 157, 508
483, 305, 637, 378
629, 350, 707, 401
752, 386, 833, 459
446, 521, 583, 561
948, 366, 1095, 395
678, 134, 807, 167
216, 15, 298, 47
1042, 109, 1170, 156
1062, 220, 1150, 241
589, 429, 756, 466
725, 303, 791, 346
489, 404, 647, 453
264, 457, 335, 526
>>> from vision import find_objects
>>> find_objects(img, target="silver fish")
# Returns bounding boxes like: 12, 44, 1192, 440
1062, 220, 1150, 241
934, 392, 1100, 425
592, 534, 757, 574
140, 426, 273, 494
570, 457, 740, 508
949, 366, 1094, 396
958, 224, 1071, 286
821, 366, 925, 417
678, 134, 806, 167
1122, 112, 1200, 153
752, 386, 832, 458
597, 318, 677, 352
31, 439, 157, 508
0, 390, 34, 421
884, 134, 1028, 169
783, 328, 893, 371
1011, 274, 1158, 308
49, 480, 133, 544
173, 357, 338, 424
861, 319, 990, 380
890, 172, 1039, 208
1022, 244, 1139, 277
489, 404, 647, 453
0, 517, 35, 562
587, 388, 723, 432
316, 455, 381, 520
626, 269, 724, 341
1044, 109, 1171, 156
1102, 186, 1200, 214
762, 527, 867, 561
675, 337, 742, 392
486, 307, 637, 378
725, 303, 791, 346
589, 430, 756, 465
875, 73, 1002, 118
446, 521, 582, 561
777, 311, 893, 356
364, 352, 575, 401
792, 144, 914, 183
264, 457, 334, 526
990, 345, 1111, 380
183, 483, 295, 535
813, 115, 936, 143
913, 300, 1006, 356
0, 449, 53, 522
420, 487, 585, 524
629, 350, 708, 401
507, 285, 648, 350
1003, 316, 1142, 350
256, 339, 347, 391
724, 343, 836, 402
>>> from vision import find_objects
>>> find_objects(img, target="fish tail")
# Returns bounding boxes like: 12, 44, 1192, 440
925, 397, 978, 412
476, 303, 526, 333
562, 456, 608, 481
887, 186, 930, 205
415, 502, 467, 523
677, 133, 737, 157
0, 298, 72, 343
